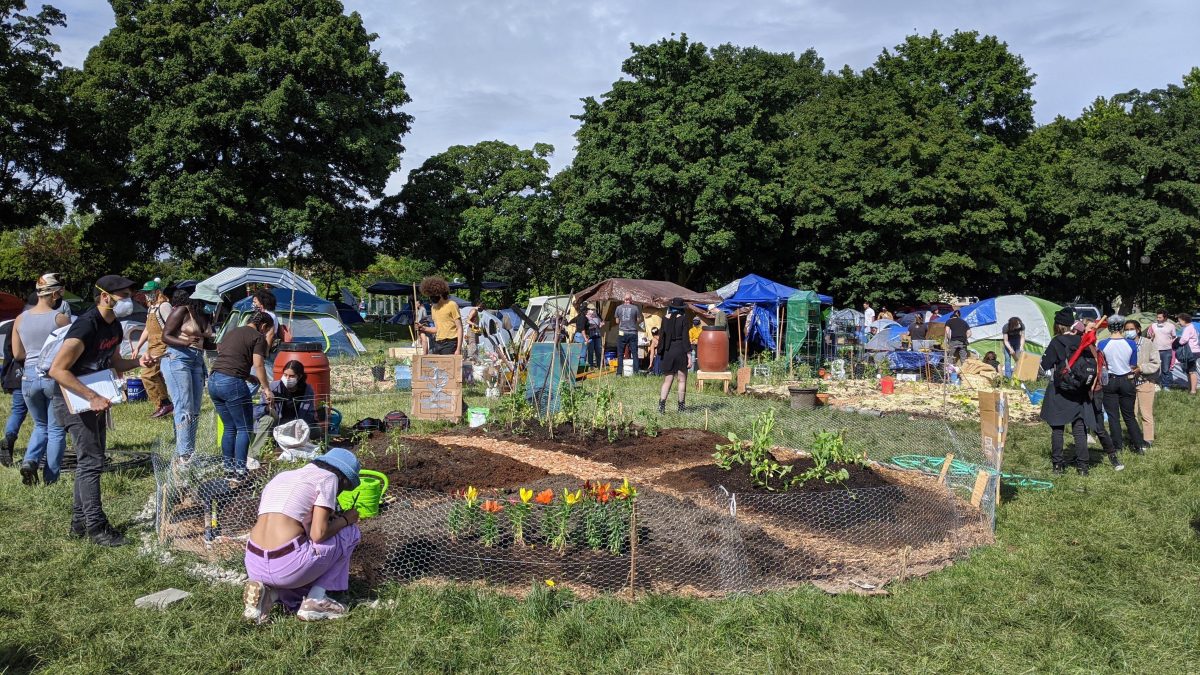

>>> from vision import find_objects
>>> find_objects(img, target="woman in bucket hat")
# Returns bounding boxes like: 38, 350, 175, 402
242, 447, 362, 623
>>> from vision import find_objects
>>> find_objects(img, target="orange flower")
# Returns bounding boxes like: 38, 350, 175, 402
534, 489, 554, 505
481, 499, 504, 514
594, 482, 613, 504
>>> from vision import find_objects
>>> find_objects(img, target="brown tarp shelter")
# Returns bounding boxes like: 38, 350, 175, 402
575, 278, 720, 309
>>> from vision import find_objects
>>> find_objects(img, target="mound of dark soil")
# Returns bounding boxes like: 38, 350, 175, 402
656, 453, 892, 495
475, 425, 727, 470
359, 435, 549, 493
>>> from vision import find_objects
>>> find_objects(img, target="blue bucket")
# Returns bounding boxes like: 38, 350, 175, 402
1028, 388, 1045, 405
394, 364, 412, 391
126, 377, 146, 402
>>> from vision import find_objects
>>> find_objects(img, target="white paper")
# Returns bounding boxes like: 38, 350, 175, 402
63, 369, 125, 414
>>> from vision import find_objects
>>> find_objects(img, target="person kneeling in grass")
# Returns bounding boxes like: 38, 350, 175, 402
243, 448, 362, 623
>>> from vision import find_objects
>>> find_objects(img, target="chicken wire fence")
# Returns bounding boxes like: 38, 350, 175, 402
149, 369, 998, 597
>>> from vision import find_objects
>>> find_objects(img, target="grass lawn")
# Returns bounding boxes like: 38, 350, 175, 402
0, 377, 1198, 673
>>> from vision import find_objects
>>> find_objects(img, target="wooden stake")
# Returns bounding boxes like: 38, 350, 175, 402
627, 501, 638, 602
704, 408, 709, 431
937, 453, 954, 485
900, 545, 912, 582
970, 469, 990, 507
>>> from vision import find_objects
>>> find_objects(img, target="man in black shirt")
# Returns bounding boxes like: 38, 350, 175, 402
49, 275, 143, 546
946, 309, 972, 366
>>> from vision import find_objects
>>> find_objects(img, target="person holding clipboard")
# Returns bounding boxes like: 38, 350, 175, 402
48, 275, 144, 547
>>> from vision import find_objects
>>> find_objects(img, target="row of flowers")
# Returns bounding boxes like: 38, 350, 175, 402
447, 479, 637, 554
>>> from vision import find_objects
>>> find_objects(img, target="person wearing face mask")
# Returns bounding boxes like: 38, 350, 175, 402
132, 280, 173, 419
1125, 319, 1159, 451
48, 275, 145, 546
255, 360, 317, 427
209, 312, 275, 481
1098, 316, 1146, 463
156, 289, 215, 462
10, 274, 71, 485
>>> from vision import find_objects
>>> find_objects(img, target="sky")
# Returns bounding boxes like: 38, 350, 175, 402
45, 0, 1200, 194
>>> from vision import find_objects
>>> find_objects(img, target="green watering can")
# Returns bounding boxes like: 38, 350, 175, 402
337, 469, 389, 518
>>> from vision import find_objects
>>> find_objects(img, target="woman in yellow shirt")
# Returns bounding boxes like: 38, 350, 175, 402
418, 277, 462, 355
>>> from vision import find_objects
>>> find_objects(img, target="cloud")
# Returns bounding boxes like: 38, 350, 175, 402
42, 0, 1200, 194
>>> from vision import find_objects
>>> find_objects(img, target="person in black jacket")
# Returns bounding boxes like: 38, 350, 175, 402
1039, 308, 1117, 475
657, 298, 691, 414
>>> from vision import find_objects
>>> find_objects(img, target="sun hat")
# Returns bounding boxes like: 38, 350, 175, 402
313, 448, 361, 490
668, 297, 686, 311
1053, 307, 1074, 327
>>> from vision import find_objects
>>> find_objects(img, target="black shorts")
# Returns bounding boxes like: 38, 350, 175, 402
431, 339, 458, 355
660, 347, 689, 374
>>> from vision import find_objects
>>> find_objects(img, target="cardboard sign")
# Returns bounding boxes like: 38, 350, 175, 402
411, 355, 463, 421
1014, 352, 1041, 381
978, 391, 1009, 468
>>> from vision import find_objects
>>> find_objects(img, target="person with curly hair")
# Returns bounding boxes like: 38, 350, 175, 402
418, 277, 462, 355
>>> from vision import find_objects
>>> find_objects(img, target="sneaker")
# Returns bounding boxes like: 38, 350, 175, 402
19, 461, 39, 486
1076, 466, 1089, 477
658, 399, 666, 415
68, 524, 86, 539
1133, 446, 1146, 456
89, 527, 128, 547
1109, 455, 1125, 471
242, 581, 276, 625
297, 597, 348, 621
677, 401, 686, 413
1052, 464, 1066, 475
0, 435, 11, 467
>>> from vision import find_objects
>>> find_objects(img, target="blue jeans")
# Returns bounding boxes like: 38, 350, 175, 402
5, 387, 27, 438
587, 336, 602, 369
1003, 349, 1022, 378
1159, 350, 1173, 388
209, 371, 254, 473
618, 333, 639, 375
21, 374, 65, 483
161, 347, 207, 458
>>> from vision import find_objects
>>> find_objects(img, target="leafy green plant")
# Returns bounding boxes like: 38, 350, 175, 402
713, 409, 794, 491
387, 428, 408, 471
793, 430, 865, 488
639, 409, 661, 437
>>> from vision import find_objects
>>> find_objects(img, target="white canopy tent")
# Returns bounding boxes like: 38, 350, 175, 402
191, 267, 318, 304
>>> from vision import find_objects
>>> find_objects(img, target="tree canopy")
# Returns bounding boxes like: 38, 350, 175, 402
65, 0, 411, 273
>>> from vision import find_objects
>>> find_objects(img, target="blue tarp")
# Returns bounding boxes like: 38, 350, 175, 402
232, 288, 336, 315
887, 351, 943, 370
747, 306, 778, 352
717, 274, 833, 310
335, 301, 364, 325
931, 298, 997, 327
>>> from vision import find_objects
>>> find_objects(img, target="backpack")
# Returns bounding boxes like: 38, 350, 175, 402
1056, 338, 1098, 394
36, 321, 76, 377
384, 410, 410, 431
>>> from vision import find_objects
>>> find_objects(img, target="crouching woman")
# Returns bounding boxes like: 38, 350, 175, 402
242, 448, 361, 623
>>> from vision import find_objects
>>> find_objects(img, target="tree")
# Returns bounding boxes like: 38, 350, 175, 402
0, 211, 92, 294
564, 35, 825, 289
1027, 73, 1200, 311
65, 0, 412, 273
386, 140, 554, 302
782, 32, 1035, 305
0, 1, 67, 229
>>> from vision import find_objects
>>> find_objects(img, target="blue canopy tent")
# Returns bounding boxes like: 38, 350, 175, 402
715, 274, 832, 354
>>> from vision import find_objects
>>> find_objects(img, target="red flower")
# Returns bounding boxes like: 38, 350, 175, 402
534, 489, 554, 505
481, 499, 504, 514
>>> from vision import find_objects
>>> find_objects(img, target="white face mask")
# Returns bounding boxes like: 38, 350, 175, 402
111, 296, 134, 319
281, 376, 298, 389
1124, 330, 1137, 340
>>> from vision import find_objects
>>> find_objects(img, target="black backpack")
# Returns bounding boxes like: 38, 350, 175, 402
1056, 339, 1098, 394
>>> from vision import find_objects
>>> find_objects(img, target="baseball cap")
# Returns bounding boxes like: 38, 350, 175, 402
96, 275, 136, 294
141, 278, 163, 292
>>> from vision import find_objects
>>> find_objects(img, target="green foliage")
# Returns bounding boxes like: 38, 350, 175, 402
0, 212, 90, 293
0, 1, 68, 229
794, 430, 865, 488
65, 0, 412, 273
387, 140, 554, 302
714, 409, 794, 491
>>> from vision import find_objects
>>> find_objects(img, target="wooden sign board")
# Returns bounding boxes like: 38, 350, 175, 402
925, 323, 947, 342
388, 346, 419, 361
411, 355, 463, 421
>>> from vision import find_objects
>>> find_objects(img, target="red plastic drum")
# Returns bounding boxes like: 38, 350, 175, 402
697, 326, 729, 372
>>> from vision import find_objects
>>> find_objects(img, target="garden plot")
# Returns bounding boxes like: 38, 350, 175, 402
749, 380, 1042, 424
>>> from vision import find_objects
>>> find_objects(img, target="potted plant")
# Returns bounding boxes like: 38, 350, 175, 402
371, 351, 388, 382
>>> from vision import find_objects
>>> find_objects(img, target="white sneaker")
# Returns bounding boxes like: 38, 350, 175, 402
297, 597, 348, 621
243, 580, 275, 625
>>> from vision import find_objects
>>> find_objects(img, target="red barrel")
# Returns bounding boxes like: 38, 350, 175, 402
698, 325, 729, 372
881, 376, 895, 395
274, 343, 331, 424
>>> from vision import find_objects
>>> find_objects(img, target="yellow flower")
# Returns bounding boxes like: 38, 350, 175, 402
544, 579, 555, 587
616, 478, 637, 500
464, 486, 478, 504
563, 489, 582, 506
519, 488, 533, 504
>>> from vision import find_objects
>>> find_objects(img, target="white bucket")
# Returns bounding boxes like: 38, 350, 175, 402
622, 362, 634, 376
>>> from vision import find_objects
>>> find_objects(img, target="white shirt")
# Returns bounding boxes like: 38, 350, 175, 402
1100, 337, 1137, 377
863, 308, 876, 326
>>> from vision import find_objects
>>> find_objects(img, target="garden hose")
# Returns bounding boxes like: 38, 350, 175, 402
887, 454, 1054, 491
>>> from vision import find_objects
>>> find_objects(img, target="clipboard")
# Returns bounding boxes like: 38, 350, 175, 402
63, 368, 126, 414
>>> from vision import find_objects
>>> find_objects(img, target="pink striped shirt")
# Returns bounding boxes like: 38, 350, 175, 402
257, 464, 339, 532
1180, 323, 1200, 354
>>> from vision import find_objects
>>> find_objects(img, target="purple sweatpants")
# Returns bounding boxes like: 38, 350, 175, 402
244, 525, 361, 613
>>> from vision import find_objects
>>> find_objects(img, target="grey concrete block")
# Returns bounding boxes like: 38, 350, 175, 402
135, 588, 192, 610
